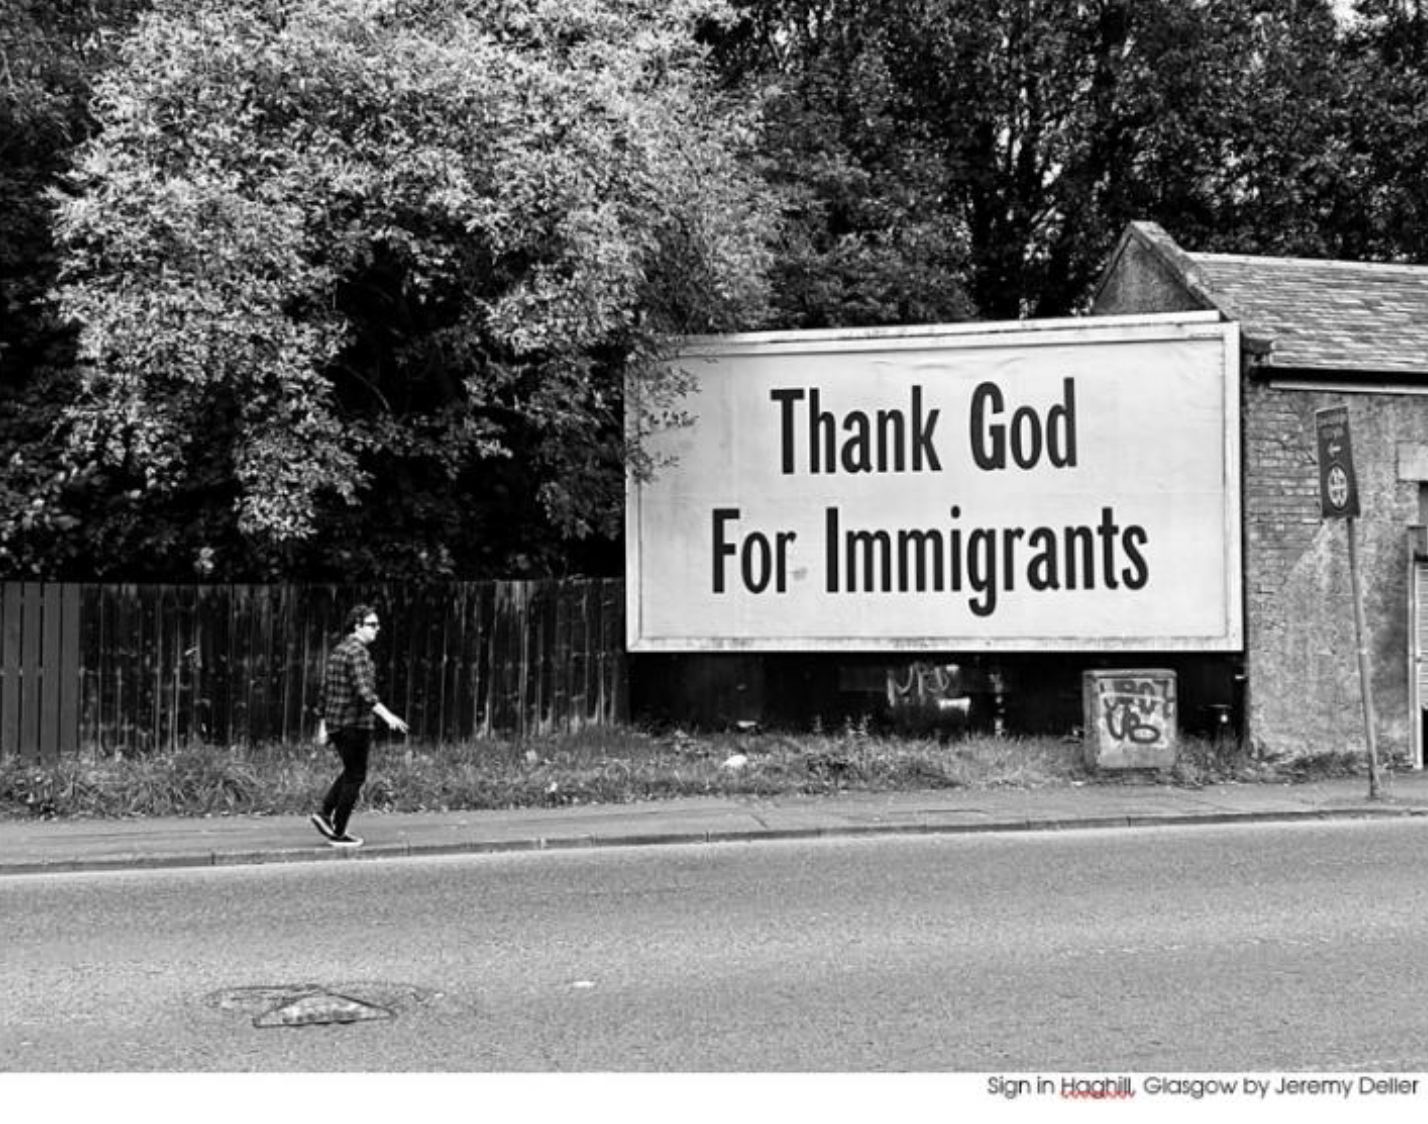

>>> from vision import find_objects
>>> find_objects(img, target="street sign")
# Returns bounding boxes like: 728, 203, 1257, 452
1313, 404, 1381, 798
1315, 406, 1360, 519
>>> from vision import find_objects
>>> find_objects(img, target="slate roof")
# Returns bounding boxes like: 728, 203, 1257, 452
1188, 250, 1428, 375
1097, 221, 1428, 377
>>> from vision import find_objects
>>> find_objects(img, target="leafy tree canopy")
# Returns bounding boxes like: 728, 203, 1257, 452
717, 0, 1355, 320
12, 0, 1428, 580
48, 0, 775, 579
1, 0, 150, 576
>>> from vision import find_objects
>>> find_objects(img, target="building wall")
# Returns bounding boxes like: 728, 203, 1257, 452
1092, 233, 1426, 762
1242, 384, 1424, 762
1093, 244, 1204, 319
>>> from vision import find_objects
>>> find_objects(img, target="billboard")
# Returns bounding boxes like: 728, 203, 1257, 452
627, 313, 1242, 652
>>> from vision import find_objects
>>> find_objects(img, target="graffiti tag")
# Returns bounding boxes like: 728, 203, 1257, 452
1097, 676, 1175, 747
887, 662, 971, 717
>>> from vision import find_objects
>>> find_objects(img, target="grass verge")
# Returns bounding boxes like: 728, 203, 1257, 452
0, 722, 1376, 820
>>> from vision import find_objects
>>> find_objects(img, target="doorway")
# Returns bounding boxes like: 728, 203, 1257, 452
1409, 524, 1428, 770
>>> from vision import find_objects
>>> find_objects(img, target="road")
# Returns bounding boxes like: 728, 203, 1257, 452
4, 818, 1428, 1071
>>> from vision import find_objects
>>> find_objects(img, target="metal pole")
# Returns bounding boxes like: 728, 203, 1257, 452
1347, 517, 1382, 799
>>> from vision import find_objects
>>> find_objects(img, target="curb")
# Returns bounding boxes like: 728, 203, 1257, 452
4, 802, 1425, 878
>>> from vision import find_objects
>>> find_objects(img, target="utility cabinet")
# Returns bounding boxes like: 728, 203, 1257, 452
1082, 669, 1178, 770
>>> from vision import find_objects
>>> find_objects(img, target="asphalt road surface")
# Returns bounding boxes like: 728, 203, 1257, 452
5, 818, 1428, 1071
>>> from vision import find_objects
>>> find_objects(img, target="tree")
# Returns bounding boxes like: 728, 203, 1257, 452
0, 0, 151, 576
1322, 0, 1428, 262
20, 0, 1427, 580
707, 0, 978, 329
1118, 0, 1360, 261
48, 0, 775, 579
718, 0, 1352, 321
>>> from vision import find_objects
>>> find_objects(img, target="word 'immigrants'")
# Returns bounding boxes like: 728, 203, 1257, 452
712, 505, 1147, 617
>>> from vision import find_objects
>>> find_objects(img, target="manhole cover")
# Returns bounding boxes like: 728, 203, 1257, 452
206, 982, 438, 1028
254, 992, 393, 1028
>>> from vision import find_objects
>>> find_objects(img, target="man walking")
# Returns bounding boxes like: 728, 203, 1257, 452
311, 604, 409, 848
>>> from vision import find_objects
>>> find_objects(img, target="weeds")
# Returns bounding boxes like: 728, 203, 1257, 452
0, 722, 1362, 820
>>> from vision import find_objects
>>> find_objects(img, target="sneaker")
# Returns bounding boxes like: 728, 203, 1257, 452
329, 833, 363, 849
309, 812, 337, 841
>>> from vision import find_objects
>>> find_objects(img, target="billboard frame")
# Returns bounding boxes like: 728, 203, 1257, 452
627, 312, 1242, 653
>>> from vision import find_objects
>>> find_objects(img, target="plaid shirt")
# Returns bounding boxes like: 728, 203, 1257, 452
321, 634, 380, 730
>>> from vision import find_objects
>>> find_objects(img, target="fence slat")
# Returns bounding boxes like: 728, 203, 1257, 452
19, 583, 42, 764
174, 585, 197, 748
441, 586, 466, 744
511, 583, 531, 738
475, 582, 494, 737
99, 586, 118, 753
78, 584, 102, 751
112, 586, 132, 753
275, 584, 298, 744
497, 583, 519, 736
39, 585, 62, 764
400, 588, 427, 740
536, 583, 555, 734
603, 579, 627, 724
135, 585, 157, 754
1, 584, 21, 758
427, 588, 449, 742
158, 585, 177, 752
59, 584, 81, 756
307, 585, 338, 738
192, 585, 217, 743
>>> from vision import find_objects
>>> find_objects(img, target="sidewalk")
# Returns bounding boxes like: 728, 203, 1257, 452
3, 771, 1427, 877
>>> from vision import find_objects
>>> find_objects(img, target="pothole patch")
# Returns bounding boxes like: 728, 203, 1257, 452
206, 982, 442, 1028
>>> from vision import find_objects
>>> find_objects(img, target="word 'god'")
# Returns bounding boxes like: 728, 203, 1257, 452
768, 379, 1079, 475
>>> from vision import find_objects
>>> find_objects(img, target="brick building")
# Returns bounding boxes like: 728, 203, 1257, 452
1094, 221, 1428, 767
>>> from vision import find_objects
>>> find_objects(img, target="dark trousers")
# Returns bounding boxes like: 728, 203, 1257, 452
322, 726, 372, 836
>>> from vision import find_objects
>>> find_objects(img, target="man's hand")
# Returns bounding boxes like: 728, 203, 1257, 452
314, 719, 329, 747
375, 703, 409, 734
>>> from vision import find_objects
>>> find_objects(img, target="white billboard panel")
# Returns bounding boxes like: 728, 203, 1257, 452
627, 313, 1242, 652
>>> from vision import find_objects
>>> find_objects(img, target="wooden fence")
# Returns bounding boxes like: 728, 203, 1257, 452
0, 580, 627, 763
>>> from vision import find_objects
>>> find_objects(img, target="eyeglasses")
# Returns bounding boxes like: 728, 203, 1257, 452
362, 619, 380, 628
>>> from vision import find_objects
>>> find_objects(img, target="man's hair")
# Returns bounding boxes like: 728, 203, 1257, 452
344, 603, 377, 634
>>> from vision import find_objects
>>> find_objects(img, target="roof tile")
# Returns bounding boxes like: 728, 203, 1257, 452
1187, 252, 1428, 374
